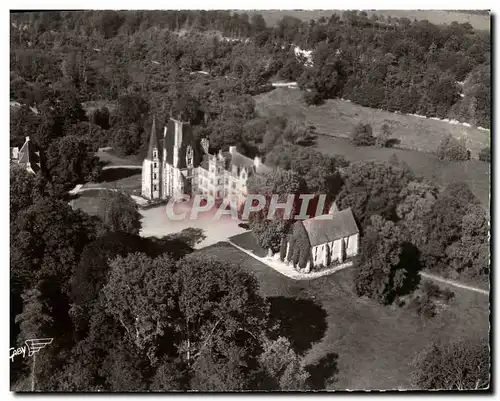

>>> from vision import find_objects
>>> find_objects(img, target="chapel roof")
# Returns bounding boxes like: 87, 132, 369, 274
301, 208, 359, 247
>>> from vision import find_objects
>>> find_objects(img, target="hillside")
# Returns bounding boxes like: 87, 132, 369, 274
252, 10, 491, 31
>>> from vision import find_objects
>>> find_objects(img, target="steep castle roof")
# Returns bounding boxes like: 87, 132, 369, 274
301, 208, 359, 247
146, 117, 160, 160
15, 136, 41, 173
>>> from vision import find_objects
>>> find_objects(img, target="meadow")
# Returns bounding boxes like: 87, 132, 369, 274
255, 88, 490, 158
255, 88, 490, 209
198, 242, 490, 390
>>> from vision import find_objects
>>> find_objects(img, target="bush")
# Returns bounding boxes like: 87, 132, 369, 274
436, 134, 469, 161
421, 281, 455, 302
375, 123, 392, 147
279, 238, 287, 261
408, 295, 436, 318
303, 90, 324, 106
478, 146, 491, 163
350, 123, 375, 146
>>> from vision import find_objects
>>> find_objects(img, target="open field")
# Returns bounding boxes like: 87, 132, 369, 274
252, 10, 490, 31
255, 88, 490, 158
255, 88, 490, 209
198, 242, 490, 390
315, 136, 490, 209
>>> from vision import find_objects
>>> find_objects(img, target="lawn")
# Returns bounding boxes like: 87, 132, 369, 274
197, 242, 490, 390
83, 168, 143, 196
96, 148, 143, 167
251, 10, 490, 31
255, 88, 491, 209
69, 189, 110, 216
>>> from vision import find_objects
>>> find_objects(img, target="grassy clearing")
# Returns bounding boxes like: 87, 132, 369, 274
83, 168, 142, 196
229, 232, 268, 257
197, 242, 490, 390
69, 189, 109, 216
255, 88, 490, 157
96, 148, 143, 167
252, 10, 490, 31
315, 135, 490, 209
255, 88, 490, 209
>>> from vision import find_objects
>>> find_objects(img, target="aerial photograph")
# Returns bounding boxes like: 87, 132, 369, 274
9, 9, 491, 392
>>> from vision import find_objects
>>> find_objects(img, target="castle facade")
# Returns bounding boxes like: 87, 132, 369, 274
142, 117, 271, 201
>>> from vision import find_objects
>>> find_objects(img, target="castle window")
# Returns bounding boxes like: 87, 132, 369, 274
153, 184, 157, 191
153, 150, 157, 158
154, 162, 157, 168
153, 173, 157, 179
186, 145, 194, 167
225, 178, 229, 185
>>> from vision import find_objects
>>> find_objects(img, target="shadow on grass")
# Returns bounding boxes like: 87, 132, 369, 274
267, 296, 328, 355
98, 168, 141, 183
305, 353, 339, 390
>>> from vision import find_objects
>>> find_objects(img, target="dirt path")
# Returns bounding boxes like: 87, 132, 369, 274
227, 240, 489, 295
420, 272, 489, 296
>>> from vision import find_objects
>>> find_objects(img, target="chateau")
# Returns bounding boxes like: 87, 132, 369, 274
142, 117, 272, 201
10, 136, 41, 174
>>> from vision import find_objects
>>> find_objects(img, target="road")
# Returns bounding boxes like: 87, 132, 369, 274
420, 272, 489, 296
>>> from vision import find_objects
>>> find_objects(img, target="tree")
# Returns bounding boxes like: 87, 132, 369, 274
303, 90, 324, 106
45, 135, 101, 196
112, 93, 149, 126
376, 123, 392, 147
257, 337, 310, 390
111, 124, 144, 157
336, 161, 414, 229
396, 180, 439, 247
264, 143, 346, 195
412, 338, 490, 390
10, 165, 39, 220
353, 215, 421, 304
103, 253, 178, 365
97, 191, 142, 235
11, 197, 99, 292
174, 254, 269, 368
251, 14, 267, 35
205, 118, 244, 151
97, 10, 125, 39
350, 123, 375, 146
15, 287, 54, 392
247, 169, 306, 252
478, 146, 490, 163
436, 134, 469, 161
69, 232, 158, 334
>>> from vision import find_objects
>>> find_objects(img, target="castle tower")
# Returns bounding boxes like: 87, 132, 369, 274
163, 117, 198, 198
141, 117, 161, 200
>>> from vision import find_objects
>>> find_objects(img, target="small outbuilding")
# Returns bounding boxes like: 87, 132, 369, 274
282, 207, 359, 272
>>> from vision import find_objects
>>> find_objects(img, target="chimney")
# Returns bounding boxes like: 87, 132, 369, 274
254, 156, 261, 169
229, 146, 236, 155
25, 136, 30, 142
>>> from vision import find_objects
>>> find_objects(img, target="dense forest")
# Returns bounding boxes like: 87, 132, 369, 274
10, 10, 490, 154
10, 10, 490, 392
